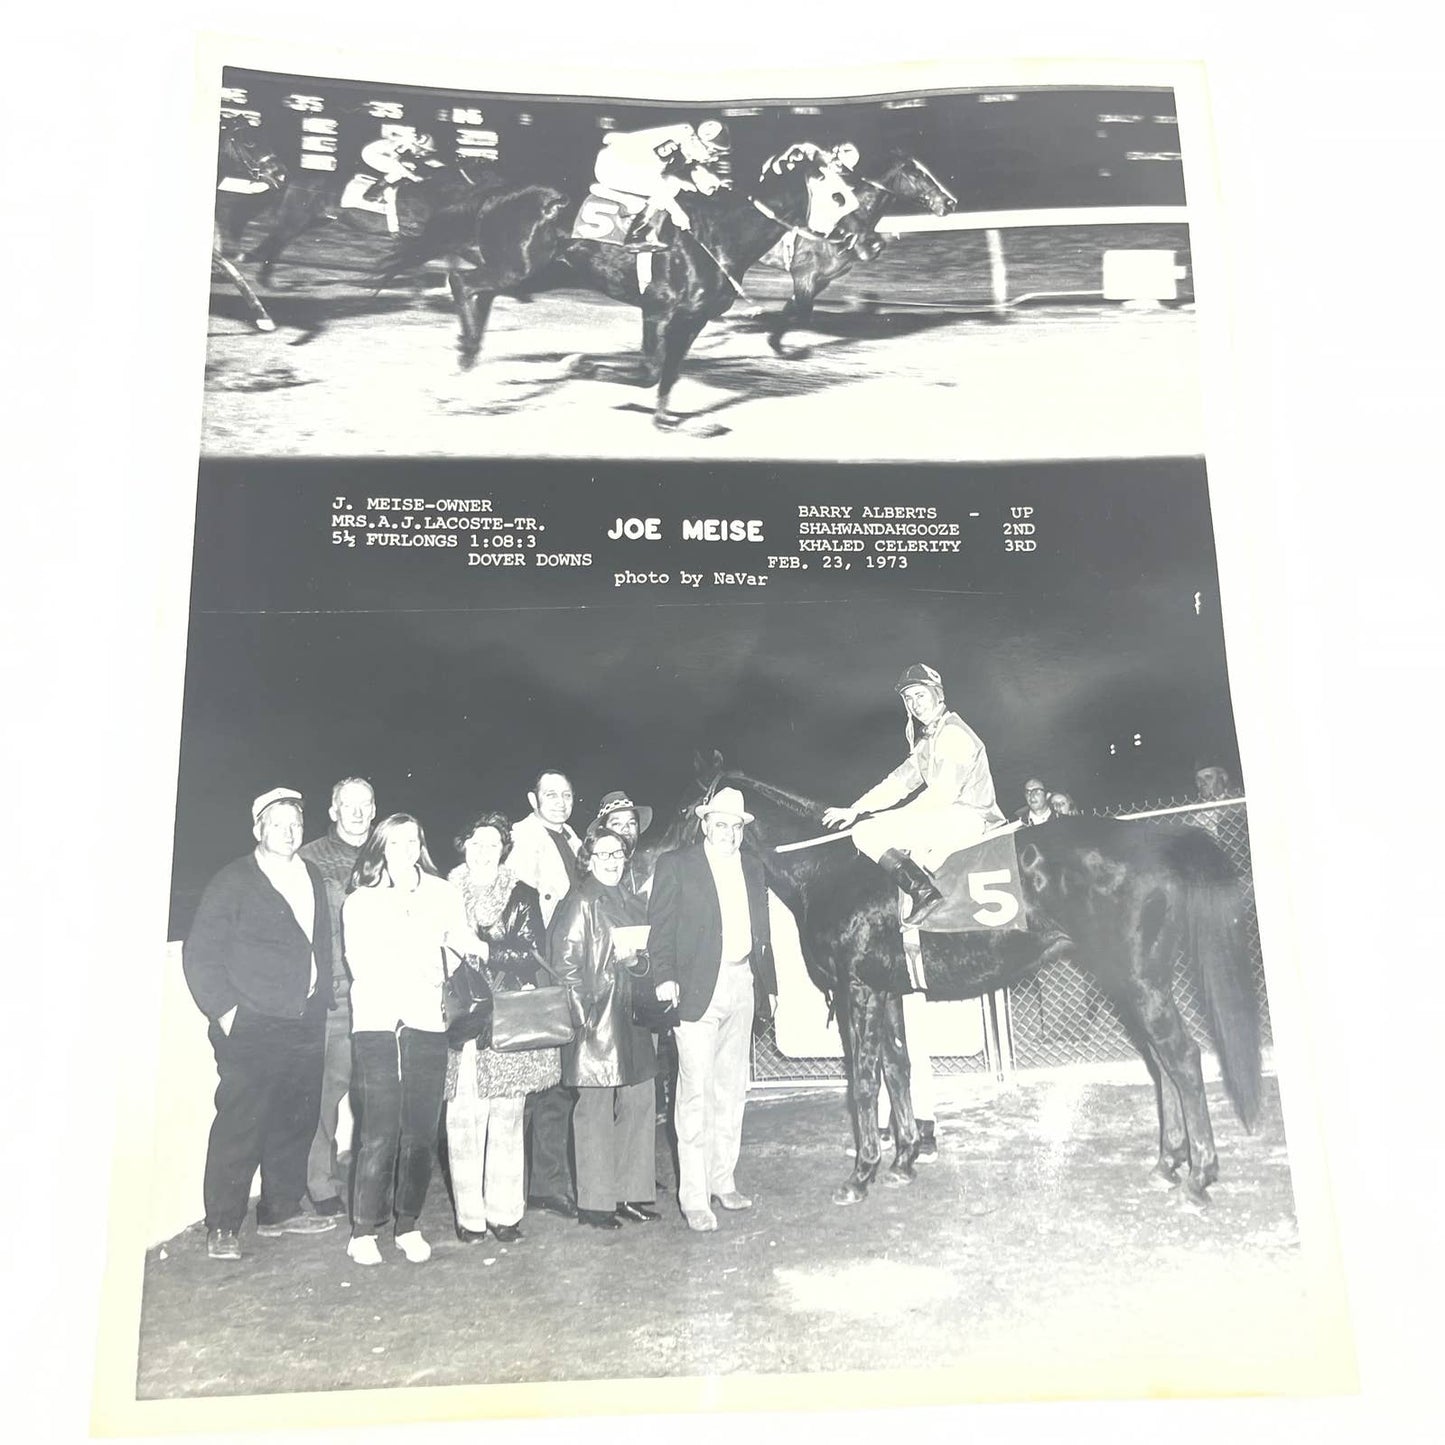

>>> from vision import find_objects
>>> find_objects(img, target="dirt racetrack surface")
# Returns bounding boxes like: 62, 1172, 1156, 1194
134, 1075, 1335, 1407
202, 229, 1203, 461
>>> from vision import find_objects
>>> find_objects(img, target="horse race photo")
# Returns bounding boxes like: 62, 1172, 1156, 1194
87, 48, 1352, 1435
205, 65, 1201, 460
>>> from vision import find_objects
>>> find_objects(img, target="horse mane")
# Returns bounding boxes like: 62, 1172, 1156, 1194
720, 770, 824, 823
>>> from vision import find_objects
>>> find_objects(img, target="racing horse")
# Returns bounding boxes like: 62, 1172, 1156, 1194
235, 155, 516, 287
213, 121, 288, 332
505, 146, 882, 436
371, 177, 574, 361
667, 757, 1262, 1209
760, 153, 959, 357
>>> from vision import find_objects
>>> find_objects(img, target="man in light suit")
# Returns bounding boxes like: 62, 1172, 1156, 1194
648, 787, 776, 1233
510, 769, 583, 1218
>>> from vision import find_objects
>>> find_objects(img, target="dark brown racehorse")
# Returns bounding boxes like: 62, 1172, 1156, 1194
661, 758, 1262, 1209
761, 153, 959, 357
213, 123, 287, 332
236, 156, 517, 288
373, 179, 574, 366
506, 148, 882, 435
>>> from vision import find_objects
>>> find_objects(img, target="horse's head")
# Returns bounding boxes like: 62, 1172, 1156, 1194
888, 154, 960, 217
220, 121, 287, 192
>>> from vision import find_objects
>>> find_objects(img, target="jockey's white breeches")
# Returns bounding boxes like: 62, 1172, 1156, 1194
593, 151, 689, 222
853, 802, 989, 872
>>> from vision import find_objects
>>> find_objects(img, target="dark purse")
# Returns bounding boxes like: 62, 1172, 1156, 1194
489, 984, 576, 1052
623, 953, 680, 1033
441, 952, 494, 1050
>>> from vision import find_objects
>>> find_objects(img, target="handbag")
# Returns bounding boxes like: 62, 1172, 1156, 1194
623, 953, 680, 1033
489, 985, 576, 1052
441, 952, 494, 1050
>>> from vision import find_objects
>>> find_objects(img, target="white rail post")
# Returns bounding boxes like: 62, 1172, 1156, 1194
985, 227, 1008, 317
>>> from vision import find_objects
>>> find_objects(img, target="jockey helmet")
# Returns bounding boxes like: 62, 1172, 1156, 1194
409, 132, 437, 154
697, 119, 731, 152
831, 142, 861, 171
895, 662, 944, 695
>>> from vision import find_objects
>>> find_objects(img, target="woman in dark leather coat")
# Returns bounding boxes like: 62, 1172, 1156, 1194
548, 825, 659, 1229
444, 811, 557, 1245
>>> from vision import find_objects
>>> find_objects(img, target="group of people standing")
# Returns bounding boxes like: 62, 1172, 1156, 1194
182, 768, 778, 1264
182, 661, 1026, 1264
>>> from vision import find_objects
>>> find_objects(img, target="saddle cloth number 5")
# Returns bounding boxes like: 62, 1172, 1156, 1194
968, 868, 1021, 927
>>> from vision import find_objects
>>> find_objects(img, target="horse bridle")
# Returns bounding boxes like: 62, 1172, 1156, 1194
228, 135, 283, 189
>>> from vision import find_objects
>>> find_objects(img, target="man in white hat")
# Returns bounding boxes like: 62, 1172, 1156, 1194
822, 663, 1006, 927
647, 786, 775, 1232
183, 788, 339, 1261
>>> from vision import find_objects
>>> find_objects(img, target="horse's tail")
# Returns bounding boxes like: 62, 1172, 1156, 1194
1169, 830, 1262, 1130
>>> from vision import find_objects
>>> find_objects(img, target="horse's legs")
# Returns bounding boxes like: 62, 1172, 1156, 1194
768, 262, 818, 358
212, 237, 276, 333
448, 270, 492, 370
768, 255, 842, 357
653, 310, 710, 430
835, 971, 884, 1205
1101, 974, 1190, 1184
249, 191, 330, 285
639, 309, 664, 385
1122, 891, 1220, 1204
879, 989, 920, 1184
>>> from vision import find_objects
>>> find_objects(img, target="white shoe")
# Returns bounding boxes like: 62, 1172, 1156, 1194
347, 1235, 383, 1266
395, 1229, 432, 1263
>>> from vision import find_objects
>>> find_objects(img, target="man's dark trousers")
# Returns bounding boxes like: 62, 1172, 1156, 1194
203, 994, 327, 1231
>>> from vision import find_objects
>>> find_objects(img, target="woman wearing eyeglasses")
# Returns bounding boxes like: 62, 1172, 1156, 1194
547, 824, 658, 1230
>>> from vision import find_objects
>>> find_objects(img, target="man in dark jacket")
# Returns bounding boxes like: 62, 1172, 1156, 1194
648, 787, 776, 1233
298, 776, 375, 1216
183, 788, 338, 1261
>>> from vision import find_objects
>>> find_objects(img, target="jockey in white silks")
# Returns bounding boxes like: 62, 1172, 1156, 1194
360, 132, 437, 196
593, 119, 731, 251
822, 663, 1007, 926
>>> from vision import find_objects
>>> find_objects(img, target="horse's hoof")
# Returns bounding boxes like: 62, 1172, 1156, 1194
457, 350, 479, 374
1178, 1180, 1211, 1214
883, 1165, 915, 1187
1149, 1162, 1182, 1189
674, 417, 729, 440
832, 1180, 868, 1206
255, 318, 276, 333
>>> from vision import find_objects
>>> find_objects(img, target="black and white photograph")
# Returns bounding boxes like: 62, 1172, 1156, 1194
205, 65, 1198, 460
61, 30, 1389, 1442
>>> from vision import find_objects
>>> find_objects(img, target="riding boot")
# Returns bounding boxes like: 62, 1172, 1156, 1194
362, 177, 389, 203
623, 207, 670, 252
877, 849, 945, 926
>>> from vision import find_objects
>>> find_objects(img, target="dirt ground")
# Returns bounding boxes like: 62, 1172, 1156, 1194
134, 1073, 1326, 1405
201, 230, 1203, 462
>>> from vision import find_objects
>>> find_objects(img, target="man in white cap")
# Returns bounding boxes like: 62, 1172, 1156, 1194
183, 789, 339, 1261
648, 786, 775, 1232
822, 663, 1007, 927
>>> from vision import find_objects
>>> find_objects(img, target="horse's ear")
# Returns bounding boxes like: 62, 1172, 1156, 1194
692, 748, 725, 781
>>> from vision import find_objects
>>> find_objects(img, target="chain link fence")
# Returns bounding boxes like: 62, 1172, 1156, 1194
750, 796, 1267, 1083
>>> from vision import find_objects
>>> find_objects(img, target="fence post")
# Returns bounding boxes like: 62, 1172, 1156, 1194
986, 228, 1008, 316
